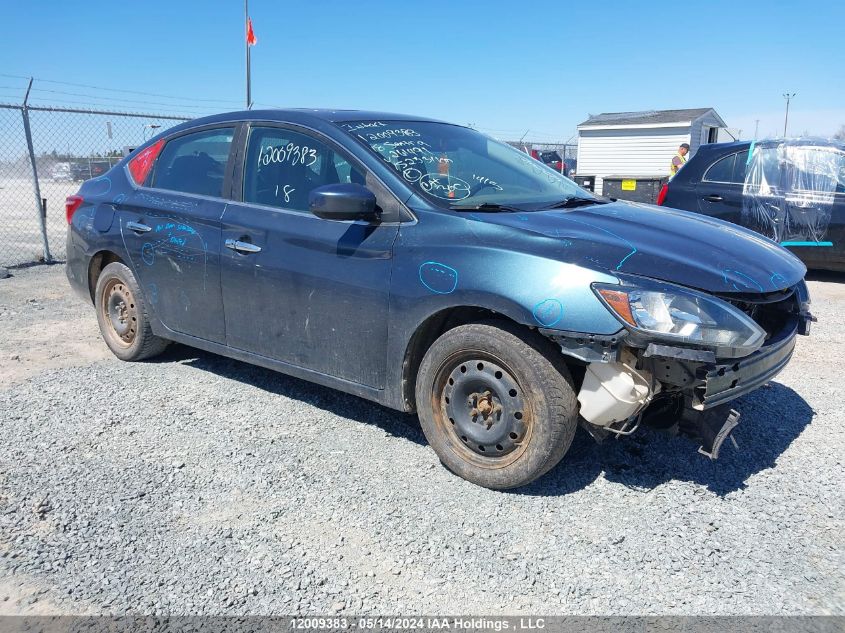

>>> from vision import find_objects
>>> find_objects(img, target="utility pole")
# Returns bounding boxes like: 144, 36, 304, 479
782, 93, 796, 137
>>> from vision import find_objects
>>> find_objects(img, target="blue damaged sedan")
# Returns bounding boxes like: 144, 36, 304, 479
65, 110, 814, 489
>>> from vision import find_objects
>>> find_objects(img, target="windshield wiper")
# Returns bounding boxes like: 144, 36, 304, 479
541, 196, 607, 210
450, 202, 526, 213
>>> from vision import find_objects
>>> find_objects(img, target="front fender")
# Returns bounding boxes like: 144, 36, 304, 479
392, 245, 622, 334
381, 232, 625, 411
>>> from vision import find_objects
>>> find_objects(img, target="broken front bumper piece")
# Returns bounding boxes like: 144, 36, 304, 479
544, 316, 803, 459
681, 405, 741, 459
645, 319, 797, 410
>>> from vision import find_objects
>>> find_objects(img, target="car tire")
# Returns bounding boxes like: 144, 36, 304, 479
94, 262, 169, 361
415, 320, 578, 489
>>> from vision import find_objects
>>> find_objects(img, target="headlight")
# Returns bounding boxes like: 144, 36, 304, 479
593, 278, 766, 358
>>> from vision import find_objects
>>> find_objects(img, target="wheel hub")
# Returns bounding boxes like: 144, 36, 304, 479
441, 358, 527, 456
104, 281, 137, 344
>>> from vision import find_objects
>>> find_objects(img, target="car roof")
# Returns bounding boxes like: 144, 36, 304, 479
694, 140, 750, 155
175, 108, 450, 129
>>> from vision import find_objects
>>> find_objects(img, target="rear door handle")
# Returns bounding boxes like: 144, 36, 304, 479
126, 221, 152, 233
225, 238, 262, 254
704, 195, 724, 202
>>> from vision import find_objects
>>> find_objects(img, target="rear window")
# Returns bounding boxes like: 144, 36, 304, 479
703, 150, 751, 184
703, 153, 735, 183
152, 127, 235, 197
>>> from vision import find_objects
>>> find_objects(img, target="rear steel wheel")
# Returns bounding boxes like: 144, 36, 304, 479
95, 262, 169, 361
101, 278, 138, 348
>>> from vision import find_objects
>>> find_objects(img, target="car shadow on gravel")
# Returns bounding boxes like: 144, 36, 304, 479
150, 346, 813, 497
521, 382, 815, 497
152, 344, 427, 447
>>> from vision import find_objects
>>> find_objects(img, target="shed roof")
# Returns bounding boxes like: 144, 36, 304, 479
578, 108, 721, 128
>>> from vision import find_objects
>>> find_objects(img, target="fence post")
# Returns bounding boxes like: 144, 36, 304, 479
21, 78, 52, 263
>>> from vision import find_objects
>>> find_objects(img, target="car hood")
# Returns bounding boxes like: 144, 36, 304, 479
466, 201, 806, 294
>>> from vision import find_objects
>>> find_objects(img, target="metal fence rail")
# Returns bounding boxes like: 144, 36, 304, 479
0, 103, 189, 268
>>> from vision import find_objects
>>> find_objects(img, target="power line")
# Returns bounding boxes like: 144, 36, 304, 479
0, 72, 242, 105
20, 94, 206, 115
28, 87, 226, 111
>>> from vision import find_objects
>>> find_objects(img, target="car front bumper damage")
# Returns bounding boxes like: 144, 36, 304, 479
543, 308, 812, 459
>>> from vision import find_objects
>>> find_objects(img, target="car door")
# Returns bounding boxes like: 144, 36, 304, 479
695, 150, 748, 224
219, 124, 400, 388
119, 125, 237, 344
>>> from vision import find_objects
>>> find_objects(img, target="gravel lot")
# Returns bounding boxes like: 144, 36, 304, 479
0, 177, 81, 267
0, 264, 843, 616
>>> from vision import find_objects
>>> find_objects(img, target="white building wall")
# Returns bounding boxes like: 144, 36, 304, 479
576, 126, 691, 195
689, 112, 724, 154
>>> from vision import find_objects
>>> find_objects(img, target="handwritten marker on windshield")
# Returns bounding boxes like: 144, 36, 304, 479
439, 154, 450, 176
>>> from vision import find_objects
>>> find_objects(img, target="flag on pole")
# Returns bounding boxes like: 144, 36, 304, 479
247, 17, 257, 46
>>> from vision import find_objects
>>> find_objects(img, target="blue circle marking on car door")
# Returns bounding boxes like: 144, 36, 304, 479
533, 299, 564, 327
419, 261, 458, 294
141, 243, 155, 266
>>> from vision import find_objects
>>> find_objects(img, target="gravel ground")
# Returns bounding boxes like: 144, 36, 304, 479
0, 264, 843, 615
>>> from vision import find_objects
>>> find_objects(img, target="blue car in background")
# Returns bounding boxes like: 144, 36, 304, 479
65, 110, 814, 489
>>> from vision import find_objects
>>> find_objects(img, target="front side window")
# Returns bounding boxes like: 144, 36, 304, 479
152, 127, 234, 197
341, 120, 585, 209
243, 127, 365, 212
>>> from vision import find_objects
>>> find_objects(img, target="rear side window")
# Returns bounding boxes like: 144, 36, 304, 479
243, 127, 364, 213
703, 153, 735, 183
732, 151, 749, 183
152, 127, 235, 197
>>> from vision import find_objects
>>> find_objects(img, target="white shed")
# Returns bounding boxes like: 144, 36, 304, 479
576, 108, 728, 195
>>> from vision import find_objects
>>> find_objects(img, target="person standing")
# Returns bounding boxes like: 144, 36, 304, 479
670, 143, 690, 176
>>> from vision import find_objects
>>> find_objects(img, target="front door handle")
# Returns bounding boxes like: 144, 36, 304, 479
225, 238, 262, 254
704, 195, 724, 202
126, 221, 152, 233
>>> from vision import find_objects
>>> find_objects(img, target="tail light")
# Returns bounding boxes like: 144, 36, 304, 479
65, 195, 84, 224
128, 138, 165, 185
656, 183, 668, 206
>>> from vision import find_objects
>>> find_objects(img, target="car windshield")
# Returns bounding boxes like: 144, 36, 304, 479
340, 120, 590, 209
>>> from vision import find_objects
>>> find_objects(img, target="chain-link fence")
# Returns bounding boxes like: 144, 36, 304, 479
0, 104, 190, 268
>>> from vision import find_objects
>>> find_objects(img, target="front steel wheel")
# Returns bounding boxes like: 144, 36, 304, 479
435, 353, 532, 467
416, 321, 578, 489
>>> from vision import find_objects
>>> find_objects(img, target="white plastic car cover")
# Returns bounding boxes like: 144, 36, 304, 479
741, 139, 845, 245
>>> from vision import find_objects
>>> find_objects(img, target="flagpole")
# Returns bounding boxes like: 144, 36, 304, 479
245, 0, 251, 109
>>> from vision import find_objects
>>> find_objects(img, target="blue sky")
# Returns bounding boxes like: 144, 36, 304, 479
1, 0, 843, 141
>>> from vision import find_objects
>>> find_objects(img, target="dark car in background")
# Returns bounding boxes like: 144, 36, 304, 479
66, 110, 812, 489
660, 140, 845, 272
530, 149, 564, 174
71, 160, 113, 181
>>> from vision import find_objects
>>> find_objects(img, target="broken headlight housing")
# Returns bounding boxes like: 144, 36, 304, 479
593, 276, 767, 358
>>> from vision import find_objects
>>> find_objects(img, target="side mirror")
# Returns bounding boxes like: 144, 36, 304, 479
309, 183, 379, 222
